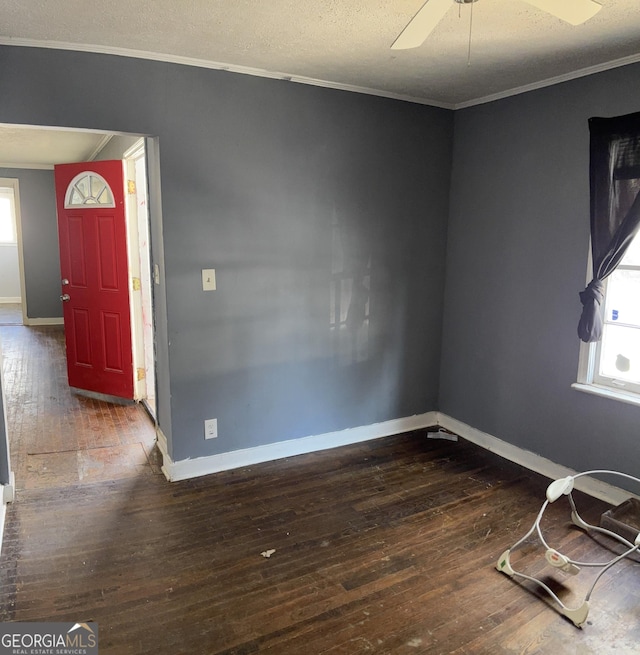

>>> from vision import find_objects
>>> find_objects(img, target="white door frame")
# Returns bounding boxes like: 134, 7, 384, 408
123, 139, 156, 414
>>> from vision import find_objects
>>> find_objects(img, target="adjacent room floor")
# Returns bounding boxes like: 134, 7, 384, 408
0, 325, 159, 490
0, 325, 638, 654
0, 303, 22, 326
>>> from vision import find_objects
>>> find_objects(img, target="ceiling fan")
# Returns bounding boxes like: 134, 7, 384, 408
391, 0, 603, 50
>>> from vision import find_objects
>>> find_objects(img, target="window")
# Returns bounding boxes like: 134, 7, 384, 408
0, 188, 17, 244
64, 172, 115, 208
576, 229, 640, 403
574, 112, 640, 406
592, 231, 640, 394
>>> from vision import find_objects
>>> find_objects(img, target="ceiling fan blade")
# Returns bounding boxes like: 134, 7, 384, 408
391, 0, 453, 50
520, 0, 602, 26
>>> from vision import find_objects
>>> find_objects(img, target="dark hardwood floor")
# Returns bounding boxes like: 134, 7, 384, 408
0, 325, 638, 654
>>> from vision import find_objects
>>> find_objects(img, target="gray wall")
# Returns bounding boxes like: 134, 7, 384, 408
2, 44, 638, 481
0, 46, 452, 462
0, 245, 20, 299
0, 168, 60, 319
441, 64, 640, 481
163, 79, 451, 460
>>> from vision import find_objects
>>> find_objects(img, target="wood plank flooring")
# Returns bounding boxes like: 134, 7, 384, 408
0, 303, 22, 326
0, 325, 639, 654
0, 326, 159, 490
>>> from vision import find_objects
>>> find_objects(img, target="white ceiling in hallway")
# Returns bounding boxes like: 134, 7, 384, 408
0, 126, 113, 168
0, 0, 639, 107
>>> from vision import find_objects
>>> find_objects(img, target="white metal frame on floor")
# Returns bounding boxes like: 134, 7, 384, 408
496, 470, 640, 627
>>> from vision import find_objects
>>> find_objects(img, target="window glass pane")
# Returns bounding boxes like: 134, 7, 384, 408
65, 173, 115, 207
69, 189, 84, 205
97, 185, 110, 204
75, 177, 89, 201
90, 175, 107, 201
0, 197, 15, 243
599, 323, 640, 384
604, 269, 640, 327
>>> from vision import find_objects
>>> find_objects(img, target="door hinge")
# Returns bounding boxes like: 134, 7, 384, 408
132, 277, 141, 291
137, 368, 146, 381
127, 179, 136, 194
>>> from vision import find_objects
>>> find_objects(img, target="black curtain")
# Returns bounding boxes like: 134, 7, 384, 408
578, 112, 640, 342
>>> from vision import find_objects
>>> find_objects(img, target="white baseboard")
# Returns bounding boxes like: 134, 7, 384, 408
156, 410, 636, 506
436, 413, 636, 506
24, 317, 64, 326
155, 429, 173, 481
2, 472, 15, 504
0, 297, 21, 304
0, 501, 5, 556
157, 412, 439, 482
0, 473, 15, 557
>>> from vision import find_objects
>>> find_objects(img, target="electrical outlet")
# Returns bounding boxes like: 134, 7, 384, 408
204, 418, 218, 439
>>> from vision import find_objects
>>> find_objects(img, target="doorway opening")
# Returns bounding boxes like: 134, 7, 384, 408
0, 125, 163, 495
0, 181, 24, 326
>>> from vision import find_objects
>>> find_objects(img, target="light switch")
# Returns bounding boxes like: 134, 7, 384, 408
202, 268, 216, 291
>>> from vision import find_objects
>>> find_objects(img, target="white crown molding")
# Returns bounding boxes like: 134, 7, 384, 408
157, 411, 439, 482
86, 133, 114, 161
0, 38, 454, 110
454, 51, 640, 110
3, 37, 640, 112
123, 138, 146, 160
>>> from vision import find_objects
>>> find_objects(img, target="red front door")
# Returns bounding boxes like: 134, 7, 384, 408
54, 160, 134, 400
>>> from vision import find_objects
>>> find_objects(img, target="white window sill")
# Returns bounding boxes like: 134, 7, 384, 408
572, 382, 640, 409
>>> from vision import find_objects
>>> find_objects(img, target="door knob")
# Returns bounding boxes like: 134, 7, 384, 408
60, 294, 71, 302
61, 278, 69, 286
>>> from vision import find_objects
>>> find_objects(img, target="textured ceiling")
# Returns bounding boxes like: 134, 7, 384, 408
0, 126, 113, 168
1, 0, 640, 107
